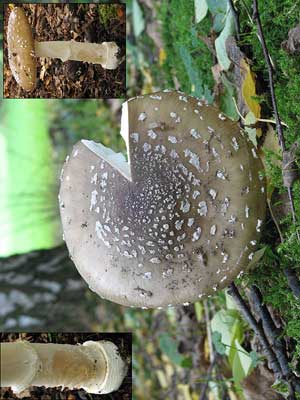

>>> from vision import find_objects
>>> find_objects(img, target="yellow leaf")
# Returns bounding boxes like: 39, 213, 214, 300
177, 384, 192, 400
146, 341, 155, 355
156, 370, 168, 389
241, 59, 262, 137
165, 360, 175, 377
192, 392, 200, 400
159, 48, 167, 65
241, 59, 261, 118
228, 389, 239, 400
194, 301, 203, 322
204, 336, 210, 362
141, 67, 153, 94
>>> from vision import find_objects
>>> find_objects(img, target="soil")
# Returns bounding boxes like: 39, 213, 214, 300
3, 4, 126, 99
0, 332, 132, 400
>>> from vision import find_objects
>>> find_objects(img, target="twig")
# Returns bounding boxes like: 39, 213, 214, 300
229, 283, 300, 398
228, 283, 281, 377
250, 285, 291, 376
252, 0, 298, 231
267, 199, 284, 243
228, 0, 240, 41
250, 285, 300, 394
203, 300, 223, 399
199, 356, 217, 400
283, 268, 300, 298
204, 299, 214, 365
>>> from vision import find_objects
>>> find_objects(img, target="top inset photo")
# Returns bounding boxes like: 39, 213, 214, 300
3, 3, 126, 99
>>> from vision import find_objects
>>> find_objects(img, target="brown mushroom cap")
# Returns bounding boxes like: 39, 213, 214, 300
59, 90, 266, 308
7, 7, 36, 91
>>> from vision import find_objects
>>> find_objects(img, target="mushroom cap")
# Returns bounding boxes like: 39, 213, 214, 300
7, 7, 36, 91
59, 90, 266, 308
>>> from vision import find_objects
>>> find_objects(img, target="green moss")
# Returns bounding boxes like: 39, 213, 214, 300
158, 0, 214, 101
236, 1, 300, 369
241, 0, 300, 148
98, 4, 120, 28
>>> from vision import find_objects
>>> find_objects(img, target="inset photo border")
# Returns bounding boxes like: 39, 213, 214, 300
0, 332, 132, 399
3, 3, 126, 99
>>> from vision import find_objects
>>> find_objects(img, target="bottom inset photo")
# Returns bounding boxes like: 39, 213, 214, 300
0, 332, 132, 400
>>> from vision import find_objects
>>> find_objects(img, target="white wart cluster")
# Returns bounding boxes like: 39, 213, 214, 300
59, 90, 266, 308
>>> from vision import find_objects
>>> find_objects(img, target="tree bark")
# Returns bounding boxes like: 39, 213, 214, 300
0, 246, 98, 331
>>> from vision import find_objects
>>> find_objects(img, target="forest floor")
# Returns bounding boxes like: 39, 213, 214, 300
3, 4, 126, 99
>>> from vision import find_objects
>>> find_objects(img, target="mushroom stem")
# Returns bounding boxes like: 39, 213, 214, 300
0, 340, 127, 394
34, 40, 119, 69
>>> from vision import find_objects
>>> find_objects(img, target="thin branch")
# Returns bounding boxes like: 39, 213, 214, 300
250, 285, 300, 393
229, 283, 300, 398
252, 0, 298, 231
204, 299, 214, 365
249, 285, 291, 377
283, 268, 300, 299
199, 356, 217, 400
228, 282, 281, 377
267, 199, 284, 243
252, 0, 284, 147
228, 0, 240, 41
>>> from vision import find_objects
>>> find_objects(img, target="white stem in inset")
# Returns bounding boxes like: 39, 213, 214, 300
35, 40, 119, 69
0, 340, 127, 394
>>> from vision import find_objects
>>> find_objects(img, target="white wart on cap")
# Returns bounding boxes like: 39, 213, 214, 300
59, 90, 266, 308
7, 7, 37, 91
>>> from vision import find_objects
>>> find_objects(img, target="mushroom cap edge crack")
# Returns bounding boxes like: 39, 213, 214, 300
59, 90, 266, 308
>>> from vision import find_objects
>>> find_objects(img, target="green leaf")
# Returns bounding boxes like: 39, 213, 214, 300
211, 309, 241, 355
207, 0, 228, 15
246, 246, 267, 271
225, 289, 239, 310
228, 320, 244, 363
178, 45, 213, 102
249, 351, 260, 369
215, 7, 235, 70
206, 0, 228, 32
244, 111, 258, 146
271, 379, 289, 395
132, 0, 145, 37
212, 331, 226, 355
194, 0, 208, 23
220, 73, 239, 120
158, 333, 184, 366
181, 356, 193, 368
231, 340, 253, 383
